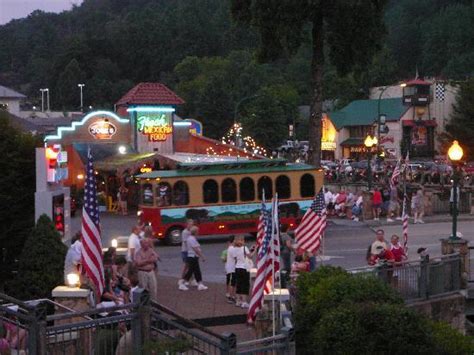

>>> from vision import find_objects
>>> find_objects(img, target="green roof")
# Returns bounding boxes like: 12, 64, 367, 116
340, 138, 364, 146
137, 161, 317, 179
328, 98, 407, 130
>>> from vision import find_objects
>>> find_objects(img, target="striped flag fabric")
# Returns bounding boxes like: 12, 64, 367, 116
248, 205, 273, 323
295, 188, 326, 254
264, 196, 280, 294
391, 158, 401, 187
402, 194, 409, 255
81, 149, 105, 297
256, 192, 267, 250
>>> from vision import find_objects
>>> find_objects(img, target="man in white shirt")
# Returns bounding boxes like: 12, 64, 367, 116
180, 226, 208, 291
178, 220, 197, 288
64, 232, 82, 283
127, 226, 142, 263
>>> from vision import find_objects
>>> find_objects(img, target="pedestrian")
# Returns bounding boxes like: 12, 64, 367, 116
180, 226, 208, 291
367, 229, 387, 265
324, 188, 334, 215
134, 238, 159, 301
118, 184, 129, 215
178, 219, 198, 288
387, 186, 402, 222
389, 235, 406, 264
411, 189, 425, 224
334, 189, 347, 217
64, 232, 82, 284
372, 188, 382, 221
221, 235, 236, 303
127, 225, 142, 275
280, 225, 294, 286
351, 191, 363, 222
228, 235, 254, 308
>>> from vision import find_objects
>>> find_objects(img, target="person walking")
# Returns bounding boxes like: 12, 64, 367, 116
412, 189, 425, 224
178, 219, 198, 289
387, 186, 402, 222
228, 235, 254, 308
134, 238, 159, 300
372, 188, 382, 221
221, 235, 236, 303
127, 226, 142, 270
180, 226, 208, 291
118, 184, 129, 215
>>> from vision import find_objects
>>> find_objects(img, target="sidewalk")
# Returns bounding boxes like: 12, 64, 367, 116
156, 274, 255, 341
364, 213, 474, 228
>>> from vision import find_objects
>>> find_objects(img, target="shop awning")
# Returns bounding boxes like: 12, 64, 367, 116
402, 120, 437, 127
340, 137, 364, 146
95, 152, 158, 173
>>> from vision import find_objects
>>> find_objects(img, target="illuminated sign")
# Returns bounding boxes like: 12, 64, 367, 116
88, 120, 117, 140
46, 145, 68, 183
321, 142, 336, 150
137, 113, 173, 142
321, 115, 336, 150
349, 146, 377, 153
140, 166, 152, 173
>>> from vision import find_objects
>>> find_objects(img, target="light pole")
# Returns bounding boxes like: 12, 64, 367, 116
364, 134, 378, 190
448, 140, 463, 240
40, 88, 47, 112
45, 88, 50, 111
78, 84, 85, 112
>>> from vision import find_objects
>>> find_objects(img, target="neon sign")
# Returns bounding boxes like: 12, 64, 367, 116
88, 120, 117, 140
137, 113, 172, 142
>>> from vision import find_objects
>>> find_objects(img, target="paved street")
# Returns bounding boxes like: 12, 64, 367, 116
71, 212, 474, 283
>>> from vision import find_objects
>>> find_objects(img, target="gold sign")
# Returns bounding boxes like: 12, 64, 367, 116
140, 167, 152, 173
322, 115, 336, 150
89, 120, 117, 140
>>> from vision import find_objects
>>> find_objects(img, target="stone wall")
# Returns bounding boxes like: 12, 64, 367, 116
407, 293, 466, 334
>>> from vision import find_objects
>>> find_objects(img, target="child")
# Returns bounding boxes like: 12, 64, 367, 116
221, 235, 236, 303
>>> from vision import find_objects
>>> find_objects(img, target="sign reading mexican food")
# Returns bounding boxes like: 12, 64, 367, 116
88, 120, 117, 140
137, 113, 173, 142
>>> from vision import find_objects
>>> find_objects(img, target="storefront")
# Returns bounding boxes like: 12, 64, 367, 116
402, 120, 436, 158
321, 115, 336, 160
340, 138, 378, 160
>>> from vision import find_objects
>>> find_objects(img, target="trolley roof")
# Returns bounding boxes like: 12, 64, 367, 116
136, 159, 317, 179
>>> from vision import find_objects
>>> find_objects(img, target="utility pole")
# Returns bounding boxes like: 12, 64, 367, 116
40, 88, 46, 112
78, 84, 85, 112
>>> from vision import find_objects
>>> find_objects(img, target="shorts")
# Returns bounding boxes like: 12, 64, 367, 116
181, 251, 188, 263
226, 272, 236, 287
389, 201, 399, 211
373, 203, 381, 209
235, 268, 250, 295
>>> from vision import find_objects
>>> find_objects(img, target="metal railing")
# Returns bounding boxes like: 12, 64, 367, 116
349, 254, 462, 302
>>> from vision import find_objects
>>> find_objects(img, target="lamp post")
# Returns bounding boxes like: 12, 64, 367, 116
448, 140, 463, 240
78, 84, 85, 112
40, 88, 47, 112
45, 88, 50, 111
364, 134, 377, 190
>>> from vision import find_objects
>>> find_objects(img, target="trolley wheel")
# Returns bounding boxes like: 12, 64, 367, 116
166, 226, 183, 246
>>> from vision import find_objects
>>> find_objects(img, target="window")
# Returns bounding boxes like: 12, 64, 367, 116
258, 176, 273, 200
157, 182, 172, 206
142, 183, 154, 205
173, 180, 189, 206
221, 178, 237, 202
276, 175, 291, 199
203, 179, 219, 203
240, 177, 255, 202
300, 174, 315, 197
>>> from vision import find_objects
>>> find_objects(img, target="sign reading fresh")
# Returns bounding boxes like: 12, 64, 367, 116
137, 113, 172, 142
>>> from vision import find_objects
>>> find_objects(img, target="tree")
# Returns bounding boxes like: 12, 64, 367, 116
444, 78, 474, 159
7, 215, 68, 300
231, 0, 387, 166
56, 58, 86, 110
0, 111, 39, 291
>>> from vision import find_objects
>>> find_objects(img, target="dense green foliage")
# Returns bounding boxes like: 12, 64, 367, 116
0, 111, 39, 291
295, 266, 474, 355
7, 215, 68, 300
1, 0, 474, 149
444, 78, 474, 160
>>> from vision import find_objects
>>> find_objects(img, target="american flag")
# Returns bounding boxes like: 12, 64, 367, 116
264, 196, 280, 294
248, 204, 273, 323
391, 158, 401, 187
295, 188, 326, 253
256, 192, 267, 250
81, 149, 105, 297
402, 194, 409, 254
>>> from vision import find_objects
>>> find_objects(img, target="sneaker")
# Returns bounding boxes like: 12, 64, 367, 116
353, 217, 359, 222
178, 284, 189, 291
178, 279, 184, 286
396, 217, 402, 220
235, 301, 242, 307
184, 281, 190, 286
190, 280, 199, 287
197, 283, 208, 291
418, 219, 425, 224
241, 302, 249, 309
387, 218, 394, 222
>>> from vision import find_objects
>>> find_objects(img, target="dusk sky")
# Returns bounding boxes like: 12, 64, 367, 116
0, 0, 82, 24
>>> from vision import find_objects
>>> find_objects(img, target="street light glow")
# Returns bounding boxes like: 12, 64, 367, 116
448, 140, 463, 161
118, 145, 127, 154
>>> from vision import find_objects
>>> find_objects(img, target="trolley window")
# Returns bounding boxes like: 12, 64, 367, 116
157, 182, 172, 206
258, 176, 273, 200
239, 177, 255, 202
173, 180, 189, 206
276, 175, 291, 199
142, 183, 154, 206
300, 173, 315, 197
203, 179, 219, 203
222, 178, 237, 203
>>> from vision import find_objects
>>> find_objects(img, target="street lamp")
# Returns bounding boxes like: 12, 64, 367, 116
39, 88, 47, 112
44, 88, 50, 111
364, 134, 377, 190
448, 140, 463, 240
78, 84, 85, 112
